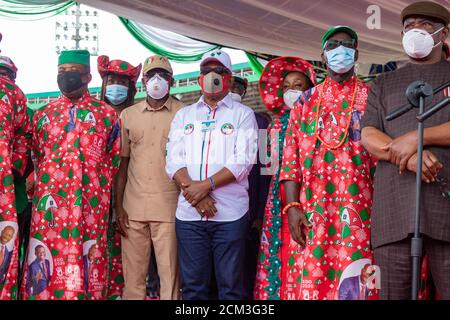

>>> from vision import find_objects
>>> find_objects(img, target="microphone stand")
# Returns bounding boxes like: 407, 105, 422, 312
386, 80, 434, 300
385, 80, 450, 121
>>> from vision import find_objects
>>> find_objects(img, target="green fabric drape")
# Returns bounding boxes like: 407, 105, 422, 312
119, 17, 220, 63
119, 17, 266, 77
0, 0, 75, 20
245, 52, 264, 77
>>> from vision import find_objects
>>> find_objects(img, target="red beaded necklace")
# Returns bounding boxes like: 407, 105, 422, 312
314, 77, 359, 150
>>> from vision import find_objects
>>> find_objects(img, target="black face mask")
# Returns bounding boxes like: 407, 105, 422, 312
57, 71, 85, 93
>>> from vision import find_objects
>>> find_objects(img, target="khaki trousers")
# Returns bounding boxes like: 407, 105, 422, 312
122, 220, 180, 300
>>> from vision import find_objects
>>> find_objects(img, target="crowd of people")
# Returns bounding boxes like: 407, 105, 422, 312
0, 1, 449, 300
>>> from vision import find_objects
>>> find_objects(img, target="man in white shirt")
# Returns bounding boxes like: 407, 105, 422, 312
166, 49, 257, 300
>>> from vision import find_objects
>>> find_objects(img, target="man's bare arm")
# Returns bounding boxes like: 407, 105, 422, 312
361, 127, 393, 161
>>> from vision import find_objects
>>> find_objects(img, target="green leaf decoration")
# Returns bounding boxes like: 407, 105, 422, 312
57, 189, 67, 199
90, 196, 99, 208
328, 225, 337, 237
53, 289, 64, 298
71, 226, 81, 239
325, 182, 336, 195
351, 154, 363, 166
60, 227, 69, 239
324, 151, 335, 164
327, 268, 336, 281
44, 210, 53, 222
82, 174, 90, 185
360, 209, 369, 221
342, 225, 351, 239
305, 187, 313, 200
114, 274, 124, 285
34, 232, 43, 241
40, 173, 50, 184
288, 256, 295, 268
2, 175, 13, 187
348, 183, 359, 196
304, 158, 313, 169
312, 246, 324, 259
351, 250, 364, 261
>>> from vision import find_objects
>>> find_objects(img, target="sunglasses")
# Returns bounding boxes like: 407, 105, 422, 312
200, 66, 230, 75
143, 70, 171, 80
436, 176, 450, 200
324, 39, 357, 51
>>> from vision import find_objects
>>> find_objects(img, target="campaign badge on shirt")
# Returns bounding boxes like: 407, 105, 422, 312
184, 123, 194, 135
221, 123, 234, 135
201, 119, 217, 132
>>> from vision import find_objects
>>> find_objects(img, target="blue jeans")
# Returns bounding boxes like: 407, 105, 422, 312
175, 213, 249, 300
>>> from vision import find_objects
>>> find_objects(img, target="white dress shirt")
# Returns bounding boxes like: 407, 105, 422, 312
166, 93, 258, 222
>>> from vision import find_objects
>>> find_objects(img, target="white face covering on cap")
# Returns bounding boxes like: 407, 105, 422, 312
146, 74, 169, 99
230, 92, 242, 103
402, 27, 444, 59
283, 89, 303, 109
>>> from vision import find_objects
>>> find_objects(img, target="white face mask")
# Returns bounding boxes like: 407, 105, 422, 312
146, 74, 169, 99
283, 89, 303, 109
230, 92, 242, 103
402, 27, 443, 59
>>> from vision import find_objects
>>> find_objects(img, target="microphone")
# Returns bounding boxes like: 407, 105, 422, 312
386, 81, 433, 121
386, 80, 450, 122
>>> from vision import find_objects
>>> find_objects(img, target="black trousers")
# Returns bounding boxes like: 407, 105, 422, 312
17, 202, 32, 287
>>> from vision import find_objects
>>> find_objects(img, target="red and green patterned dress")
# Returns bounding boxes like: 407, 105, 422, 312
0, 78, 31, 300
254, 112, 290, 300
254, 56, 317, 300
279, 76, 378, 300
20, 91, 121, 300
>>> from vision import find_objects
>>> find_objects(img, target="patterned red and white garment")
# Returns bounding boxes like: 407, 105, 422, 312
278, 75, 379, 300
20, 91, 121, 300
0, 77, 31, 300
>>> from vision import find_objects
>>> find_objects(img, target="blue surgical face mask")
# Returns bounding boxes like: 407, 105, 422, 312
325, 45, 356, 74
105, 84, 128, 106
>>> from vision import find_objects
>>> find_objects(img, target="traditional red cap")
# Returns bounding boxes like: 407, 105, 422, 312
97, 55, 142, 84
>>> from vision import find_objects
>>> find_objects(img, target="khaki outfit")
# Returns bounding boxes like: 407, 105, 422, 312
120, 96, 183, 300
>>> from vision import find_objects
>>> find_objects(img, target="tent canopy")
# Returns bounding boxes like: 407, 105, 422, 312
78, 0, 449, 64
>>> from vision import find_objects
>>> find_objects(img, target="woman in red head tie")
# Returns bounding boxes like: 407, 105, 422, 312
254, 57, 316, 300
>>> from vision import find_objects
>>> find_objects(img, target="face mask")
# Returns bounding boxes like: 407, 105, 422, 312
199, 72, 231, 96
402, 27, 443, 59
105, 84, 128, 106
57, 71, 85, 93
146, 74, 169, 100
283, 89, 303, 109
325, 45, 356, 74
230, 92, 242, 103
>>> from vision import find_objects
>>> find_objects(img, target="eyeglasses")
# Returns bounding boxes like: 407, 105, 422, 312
200, 66, 230, 75
436, 176, 450, 200
324, 39, 357, 51
403, 18, 444, 33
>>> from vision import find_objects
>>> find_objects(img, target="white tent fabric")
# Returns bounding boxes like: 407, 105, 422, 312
133, 23, 217, 55
78, 0, 449, 64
